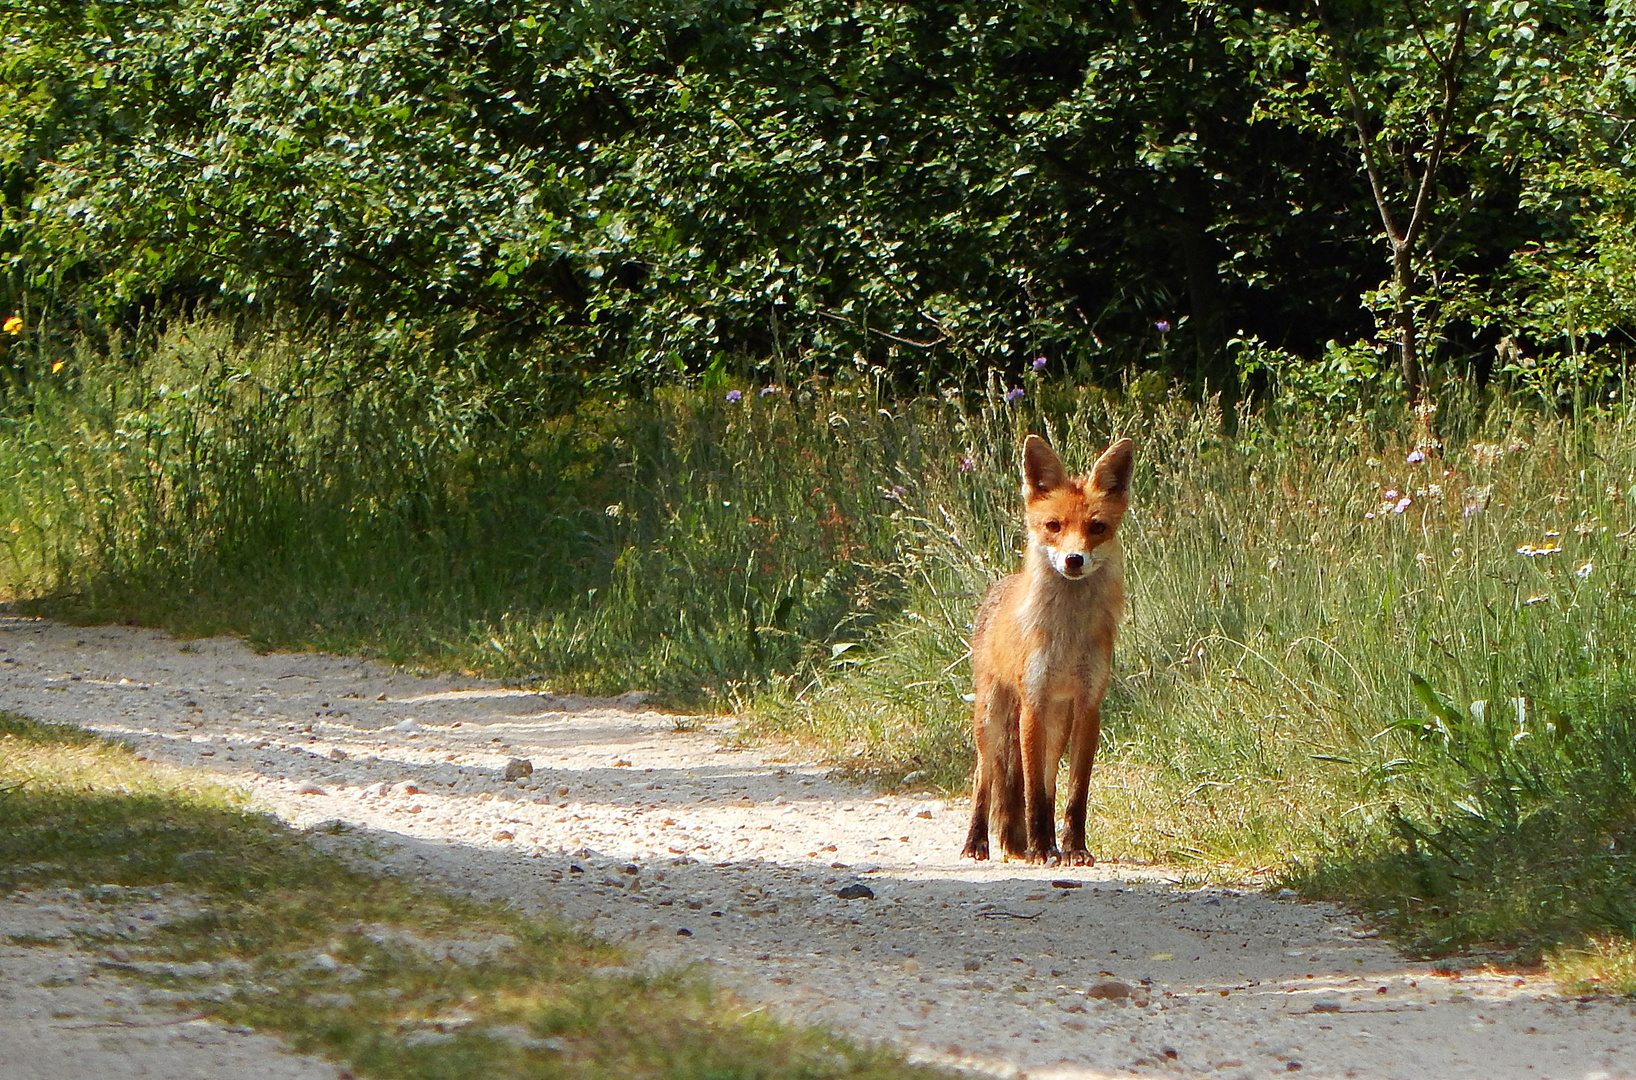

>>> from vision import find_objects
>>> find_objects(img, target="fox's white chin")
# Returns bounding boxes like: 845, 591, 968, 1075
1040, 548, 1097, 580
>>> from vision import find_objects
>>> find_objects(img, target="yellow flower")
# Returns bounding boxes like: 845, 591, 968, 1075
2, 315, 22, 334
51, 360, 65, 373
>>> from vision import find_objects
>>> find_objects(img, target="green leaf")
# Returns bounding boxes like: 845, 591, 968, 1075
1410, 672, 1465, 738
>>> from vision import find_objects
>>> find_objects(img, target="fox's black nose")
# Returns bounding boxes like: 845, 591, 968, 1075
1065, 553, 1085, 572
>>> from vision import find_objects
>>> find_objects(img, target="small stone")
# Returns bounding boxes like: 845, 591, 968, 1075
1050, 879, 1082, 889
503, 758, 534, 781
836, 883, 875, 900
306, 992, 355, 1009
1310, 1000, 1342, 1013
1085, 979, 1133, 1000
494, 830, 515, 841
916, 809, 933, 818
491, 1025, 563, 1051
1285, 1062, 1303, 1072
402, 1031, 455, 1048
676, 927, 693, 936
963, 959, 982, 971
392, 719, 420, 734
327, 748, 347, 761
295, 782, 327, 796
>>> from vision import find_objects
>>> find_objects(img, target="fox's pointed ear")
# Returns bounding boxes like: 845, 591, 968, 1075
1090, 438, 1135, 496
1022, 434, 1067, 496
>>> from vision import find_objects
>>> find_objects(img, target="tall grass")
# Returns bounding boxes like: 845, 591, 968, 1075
3, 317, 1635, 958
0, 319, 914, 693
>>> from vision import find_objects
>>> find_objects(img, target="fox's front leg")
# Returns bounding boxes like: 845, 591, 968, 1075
1060, 698, 1102, 866
1018, 702, 1059, 863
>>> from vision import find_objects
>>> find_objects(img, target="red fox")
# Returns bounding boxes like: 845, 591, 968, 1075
961, 434, 1135, 864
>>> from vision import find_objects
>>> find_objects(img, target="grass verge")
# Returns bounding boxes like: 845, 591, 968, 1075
0, 712, 944, 1079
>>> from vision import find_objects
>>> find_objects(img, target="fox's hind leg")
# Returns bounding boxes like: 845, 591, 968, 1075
966, 680, 1025, 859
963, 677, 1004, 860
961, 756, 990, 860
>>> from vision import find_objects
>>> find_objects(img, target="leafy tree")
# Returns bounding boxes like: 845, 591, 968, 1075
1491, 0, 1636, 379
0, 0, 1615, 395
1245, 0, 1598, 398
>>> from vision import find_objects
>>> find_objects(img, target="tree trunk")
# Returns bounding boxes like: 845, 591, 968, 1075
1392, 241, 1421, 399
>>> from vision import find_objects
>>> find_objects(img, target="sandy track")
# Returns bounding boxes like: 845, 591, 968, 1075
0, 615, 1631, 1080
0, 888, 344, 1080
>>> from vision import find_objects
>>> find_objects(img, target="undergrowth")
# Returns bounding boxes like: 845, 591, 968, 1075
3, 316, 1636, 984
0, 712, 941, 1079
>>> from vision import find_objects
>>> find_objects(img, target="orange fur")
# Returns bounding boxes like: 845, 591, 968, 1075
961, 435, 1134, 864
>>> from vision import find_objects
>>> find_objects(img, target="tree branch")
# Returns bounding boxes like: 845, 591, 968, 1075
1402, 5, 1471, 250
1314, 0, 1402, 243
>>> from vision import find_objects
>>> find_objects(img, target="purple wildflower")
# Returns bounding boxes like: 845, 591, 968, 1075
1407, 449, 1427, 464
1155, 320, 1172, 333
1032, 356, 1048, 372
959, 454, 977, 474
1004, 387, 1025, 403
759, 386, 779, 397
725, 390, 742, 403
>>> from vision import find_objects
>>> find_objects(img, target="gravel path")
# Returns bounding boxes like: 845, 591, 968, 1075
0, 888, 343, 1080
0, 615, 1632, 1080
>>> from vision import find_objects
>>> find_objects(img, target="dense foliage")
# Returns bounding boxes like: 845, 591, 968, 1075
6, 0, 1636, 394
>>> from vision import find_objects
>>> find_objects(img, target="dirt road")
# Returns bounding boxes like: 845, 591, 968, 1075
0, 615, 1631, 1080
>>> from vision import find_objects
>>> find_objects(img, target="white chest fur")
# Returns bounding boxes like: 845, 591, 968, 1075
1014, 543, 1122, 702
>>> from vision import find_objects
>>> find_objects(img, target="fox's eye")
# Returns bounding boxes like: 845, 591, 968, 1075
1089, 521, 1107, 535
1045, 520, 1061, 533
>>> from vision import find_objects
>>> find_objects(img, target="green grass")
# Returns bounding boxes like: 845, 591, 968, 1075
0, 712, 944, 1079
4, 316, 1636, 989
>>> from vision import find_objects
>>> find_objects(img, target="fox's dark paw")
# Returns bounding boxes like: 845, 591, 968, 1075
1062, 848, 1096, 867
961, 841, 990, 861
1024, 847, 1061, 865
